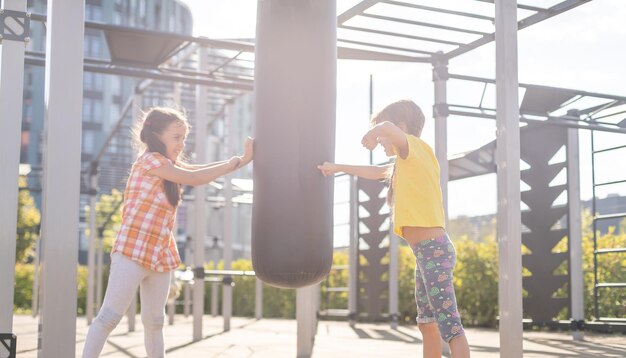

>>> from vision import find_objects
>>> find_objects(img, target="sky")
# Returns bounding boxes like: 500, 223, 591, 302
179, 0, 626, 220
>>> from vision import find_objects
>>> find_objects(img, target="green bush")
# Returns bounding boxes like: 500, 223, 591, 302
13, 212, 625, 326
13, 264, 93, 315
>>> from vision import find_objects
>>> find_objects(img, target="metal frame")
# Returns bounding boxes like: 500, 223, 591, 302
337, 0, 591, 62
0, 0, 27, 337
4, 2, 622, 357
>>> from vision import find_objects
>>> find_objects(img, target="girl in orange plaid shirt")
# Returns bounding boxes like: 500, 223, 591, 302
83, 107, 253, 358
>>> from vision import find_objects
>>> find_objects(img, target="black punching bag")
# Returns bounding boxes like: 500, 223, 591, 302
252, 0, 336, 289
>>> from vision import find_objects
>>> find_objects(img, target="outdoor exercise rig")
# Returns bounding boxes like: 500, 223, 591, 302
1, 1, 625, 358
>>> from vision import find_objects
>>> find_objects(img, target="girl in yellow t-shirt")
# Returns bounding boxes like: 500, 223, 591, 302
318, 99, 470, 358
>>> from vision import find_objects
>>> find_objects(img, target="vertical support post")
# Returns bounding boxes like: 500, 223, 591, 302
567, 114, 584, 341
95, 229, 103, 311
433, 54, 449, 221
495, 1, 523, 356
0, 0, 27, 333
348, 175, 358, 327
388, 231, 398, 329
211, 281, 219, 317
38, 1, 85, 356
31, 234, 41, 317
125, 91, 143, 333
183, 233, 192, 317
167, 271, 175, 325
222, 105, 233, 332
297, 284, 318, 358
86, 171, 98, 324
369, 74, 374, 164
255, 278, 263, 320
192, 45, 208, 341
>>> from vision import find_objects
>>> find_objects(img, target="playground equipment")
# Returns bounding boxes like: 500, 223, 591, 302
2, 1, 625, 358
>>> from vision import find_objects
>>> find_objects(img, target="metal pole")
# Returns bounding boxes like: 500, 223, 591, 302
495, 1, 523, 356
192, 45, 209, 341
348, 175, 358, 327
369, 74, 374, 164
124, 91, 143, 333
211, 281, 219, 317
183, 233, 192, 317
222, 105, 233, 332
433, 54, 449, 222
38, 1, 84, 356
167, 271, 176, 325
95, 230, 104, 311
567, 115, 584, 341
388, 231, 399, 329
0, 0, 27, 333
31, 234, 41, 317
86, 172, 98, 324
297, 285, 318, 358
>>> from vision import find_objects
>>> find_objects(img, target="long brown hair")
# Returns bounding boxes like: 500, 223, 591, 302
370, 100, 425, 206
136, 107, 188, 207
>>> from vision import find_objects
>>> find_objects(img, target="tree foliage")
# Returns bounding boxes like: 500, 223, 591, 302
16, 178, 41, 263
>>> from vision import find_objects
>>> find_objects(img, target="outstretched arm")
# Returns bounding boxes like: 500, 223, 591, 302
317, 162, 392, 180
149, 137, 254, 186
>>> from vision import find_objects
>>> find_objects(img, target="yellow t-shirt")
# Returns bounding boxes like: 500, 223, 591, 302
392, 134, 445, 238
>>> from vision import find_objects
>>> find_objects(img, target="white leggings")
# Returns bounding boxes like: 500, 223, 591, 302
82, 253, 171, 358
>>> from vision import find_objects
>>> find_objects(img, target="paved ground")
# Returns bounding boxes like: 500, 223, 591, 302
10, 314, 626, 357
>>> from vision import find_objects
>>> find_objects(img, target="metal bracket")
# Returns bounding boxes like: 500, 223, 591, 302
0, 333, 17, 358
0, 9, 31, 43
570, 319, 585, 331
433, 103, 450, 117
222, 276, 234, 286
193, 266, 205, 280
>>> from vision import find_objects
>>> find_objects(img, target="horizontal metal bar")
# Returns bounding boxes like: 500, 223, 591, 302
30, 13, 255, 53
339, 24, 464, 46
596, 283, 626, 288
337, 46, 429, 62
337, 0, 380, 25
448, 109, 495, 120
595, 248, 626, 254
592, 109, 626, 121
450, 103, 496, 113
596, 317, 626, 322
472, 0, 549, 13
204, 269, 256, 277
383, 0, 494, 22
595, 213, 626, 221
593, 145, 626, 154
446, 0, 592, 59
338, 38, 436, 56
447, 109, 626, 133
449, 73, 626, 102
331, 265, 349, 270
360, 13, 489, 36
595, 179, 626, 187
24, 56, 254, 91
325, 287, 349, 292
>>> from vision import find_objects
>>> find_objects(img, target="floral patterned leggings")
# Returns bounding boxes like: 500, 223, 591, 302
410, 234, 465, 342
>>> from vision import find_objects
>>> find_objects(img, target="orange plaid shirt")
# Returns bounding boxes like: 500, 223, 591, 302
112, 152, 181, 272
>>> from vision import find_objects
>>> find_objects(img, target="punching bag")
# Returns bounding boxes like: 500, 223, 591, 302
252, 0, 336, 289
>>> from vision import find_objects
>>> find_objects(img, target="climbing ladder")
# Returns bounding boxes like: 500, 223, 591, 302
590, 130, 626, 322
